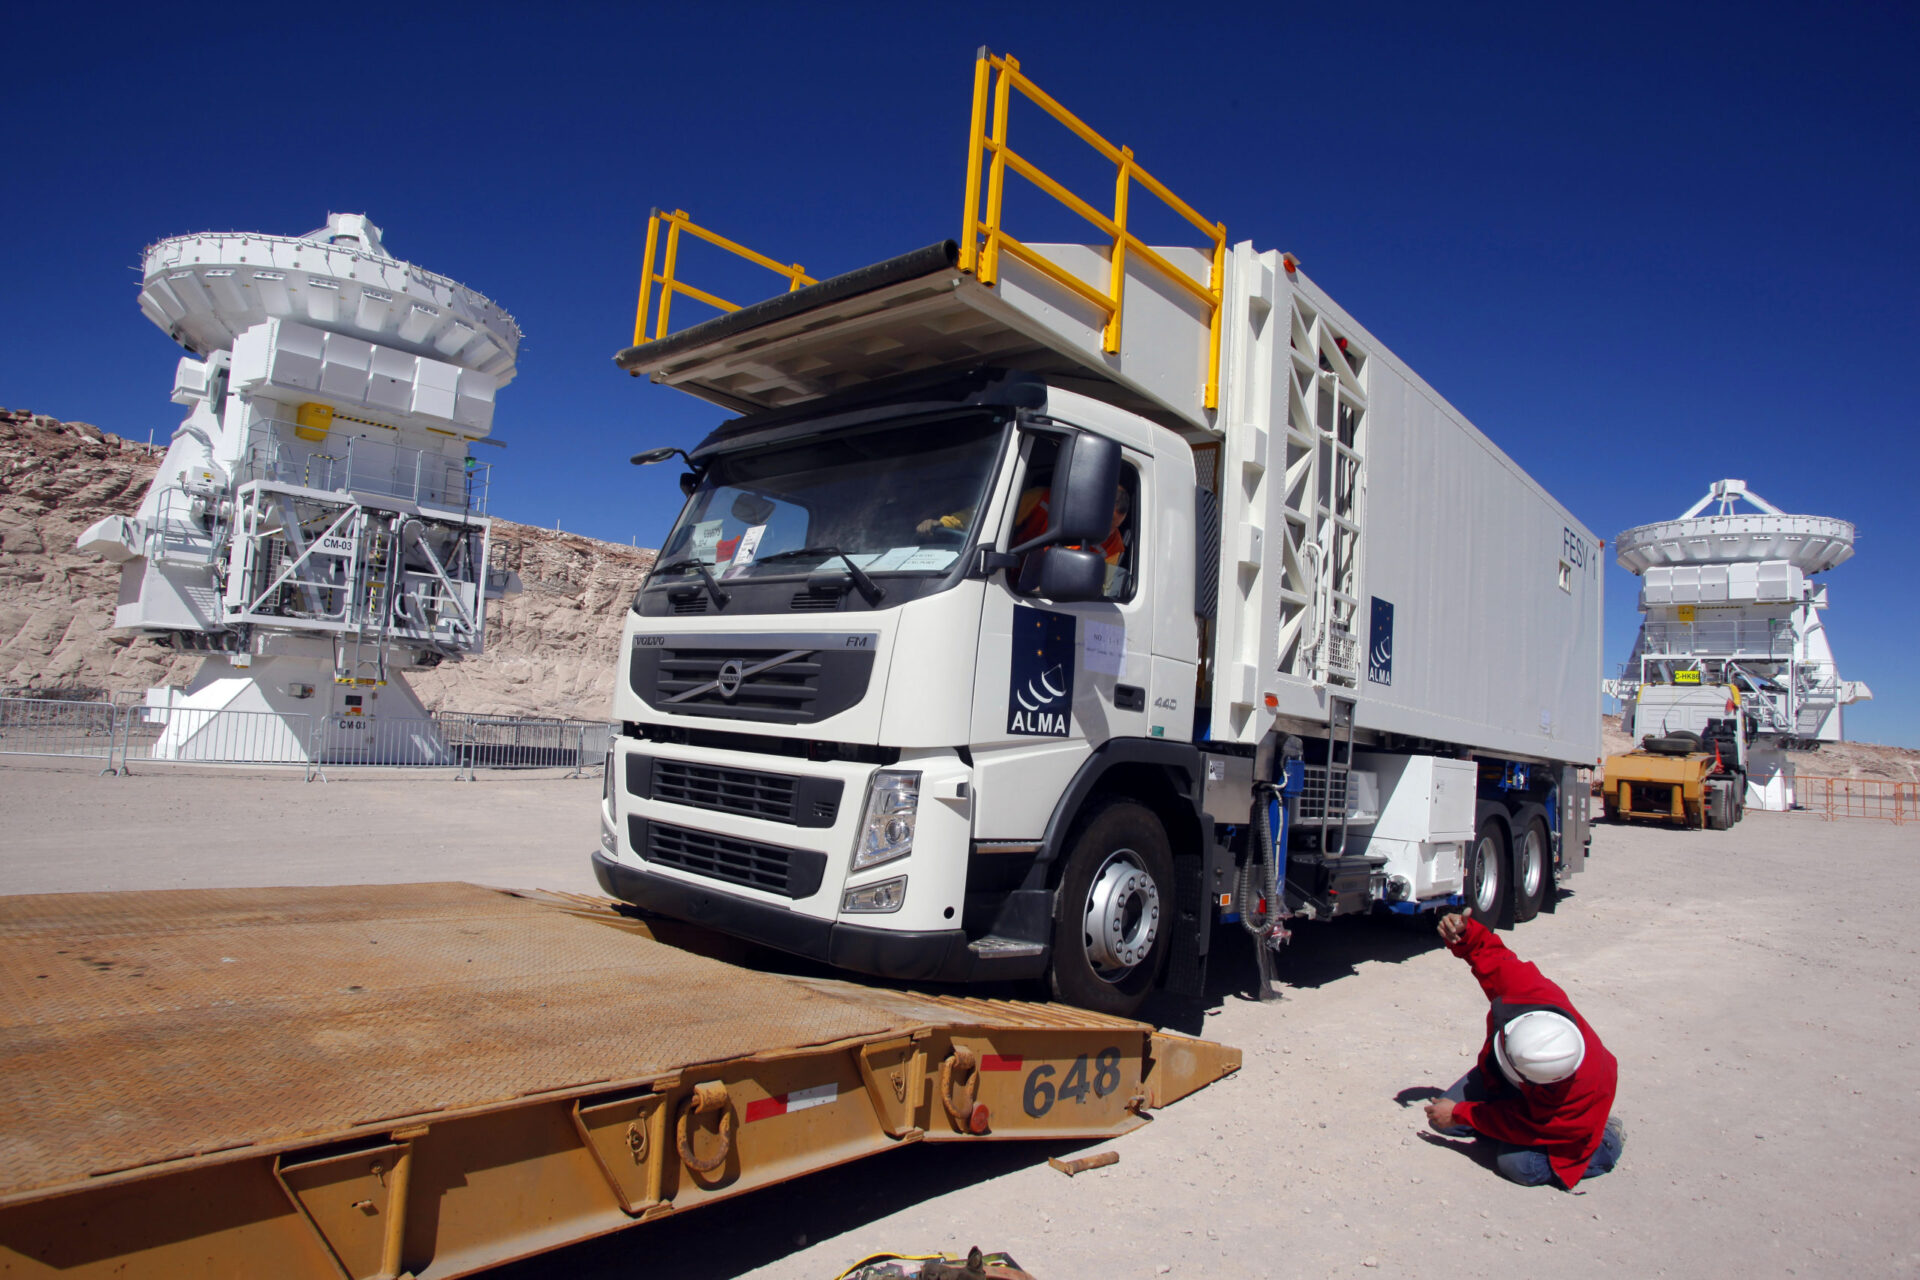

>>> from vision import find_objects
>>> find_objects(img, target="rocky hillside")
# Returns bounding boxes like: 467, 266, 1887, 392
0, 409, 652, 720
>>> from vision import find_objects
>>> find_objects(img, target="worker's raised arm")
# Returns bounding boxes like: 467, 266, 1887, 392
1439, 910, 1565, 1006
1439, 910, 1522, 1000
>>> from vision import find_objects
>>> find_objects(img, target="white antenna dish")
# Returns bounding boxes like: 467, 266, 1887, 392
138, 213, 520, 382
1614, 479, 1854, 576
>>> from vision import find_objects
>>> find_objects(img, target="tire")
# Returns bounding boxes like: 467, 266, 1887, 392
1511, 812, 1550, 924
1467, 805, 1513, 929
1048, 799, 1174, 1017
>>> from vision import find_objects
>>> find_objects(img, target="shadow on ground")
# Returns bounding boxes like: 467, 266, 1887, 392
492, 1137, 1101, 1280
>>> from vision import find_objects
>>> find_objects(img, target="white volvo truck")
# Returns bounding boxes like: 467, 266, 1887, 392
593, 57, 1600, 1014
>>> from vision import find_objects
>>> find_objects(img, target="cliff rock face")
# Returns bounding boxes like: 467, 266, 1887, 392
0, 409, 653, 720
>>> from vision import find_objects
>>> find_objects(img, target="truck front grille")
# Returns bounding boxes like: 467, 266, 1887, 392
632, 756, 844, 828
655, 759, 796, 820
632, 817, 828, 898
628, 635, 877, 725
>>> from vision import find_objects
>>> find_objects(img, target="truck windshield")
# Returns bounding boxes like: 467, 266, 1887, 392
651, 415, 1004, 586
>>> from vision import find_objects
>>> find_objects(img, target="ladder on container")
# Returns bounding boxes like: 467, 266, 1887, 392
1319, 695, 1357, 858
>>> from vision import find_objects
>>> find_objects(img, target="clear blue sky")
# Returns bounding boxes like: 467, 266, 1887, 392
6, 2, 1914, 746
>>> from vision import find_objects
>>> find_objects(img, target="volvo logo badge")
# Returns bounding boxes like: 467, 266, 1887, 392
715, 659, 745, 700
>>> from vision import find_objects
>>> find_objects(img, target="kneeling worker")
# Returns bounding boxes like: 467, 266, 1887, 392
1422, 909, 1624, 1189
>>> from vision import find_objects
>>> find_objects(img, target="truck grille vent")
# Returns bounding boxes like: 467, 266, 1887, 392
670, 593, 709, 615
654, 759, 797, 821
789, 588, 842, 611
640, 819, 828, 898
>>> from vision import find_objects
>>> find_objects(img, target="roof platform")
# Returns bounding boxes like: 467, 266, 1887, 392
0, 883, 1236, 1279
615, 239, 1222, 434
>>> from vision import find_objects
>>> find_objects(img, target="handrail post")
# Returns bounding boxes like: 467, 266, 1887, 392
1103, 147, 1133, 354
633, 210, 662, 348
657, 213, 687, 340
959, 49, 993, 274
980, 56, 1016, 286
1204, 226, 1226, 411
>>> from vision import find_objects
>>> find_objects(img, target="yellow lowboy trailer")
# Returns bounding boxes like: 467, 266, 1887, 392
1601, 750, 1731, 828
0, 884, 1236, 1279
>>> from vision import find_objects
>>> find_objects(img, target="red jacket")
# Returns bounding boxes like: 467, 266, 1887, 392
1446, 918, 1617, 1188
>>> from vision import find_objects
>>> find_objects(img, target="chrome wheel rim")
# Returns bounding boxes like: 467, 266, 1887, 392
1082, 849, 1160, 984
1521, 828, 1545, 898
1473, 835, 1501, 915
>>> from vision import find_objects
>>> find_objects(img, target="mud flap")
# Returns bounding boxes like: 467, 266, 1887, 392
1163, 853, 1208, 999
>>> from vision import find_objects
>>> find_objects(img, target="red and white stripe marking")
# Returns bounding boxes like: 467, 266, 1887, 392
743, 1083, 837, 1123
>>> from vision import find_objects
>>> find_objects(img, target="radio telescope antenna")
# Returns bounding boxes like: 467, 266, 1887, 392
76, 214, 524, 763
1607, 478, 1870, 811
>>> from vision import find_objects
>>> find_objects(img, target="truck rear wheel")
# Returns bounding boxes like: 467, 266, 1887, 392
1467, 806, 1512, 928
1049, 799, 1172, 1017
1511, 812, 1550, 924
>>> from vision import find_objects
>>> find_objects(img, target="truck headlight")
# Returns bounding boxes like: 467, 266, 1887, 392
852, 770, 920, 870
843, 875, 908, 913
599, 810, 618, 856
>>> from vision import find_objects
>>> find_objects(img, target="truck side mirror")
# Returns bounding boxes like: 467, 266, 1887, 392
1018, 546, 1107, 602
1051, 432, 1121, 544
1010, 430, 1122, 554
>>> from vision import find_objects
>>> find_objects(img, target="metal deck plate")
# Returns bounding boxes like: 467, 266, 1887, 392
0, 884, 904, 1202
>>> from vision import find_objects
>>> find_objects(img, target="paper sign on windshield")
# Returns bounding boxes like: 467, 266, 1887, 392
691, 519, 724, 564
720, 524, 767, 579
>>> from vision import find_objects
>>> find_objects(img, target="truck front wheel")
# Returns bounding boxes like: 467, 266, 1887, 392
1049, 800, 1173, 1016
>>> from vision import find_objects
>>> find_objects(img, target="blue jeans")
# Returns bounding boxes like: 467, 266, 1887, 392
1440, 1068, 1623, 1188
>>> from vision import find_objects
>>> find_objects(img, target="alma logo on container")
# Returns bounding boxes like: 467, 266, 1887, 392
1007, 605, 1076, 737
1368, 596, 1394, 686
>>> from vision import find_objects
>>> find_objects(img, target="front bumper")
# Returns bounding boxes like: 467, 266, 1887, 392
592, 850, 977, 981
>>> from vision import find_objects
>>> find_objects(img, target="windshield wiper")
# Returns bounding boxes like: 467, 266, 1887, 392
754, 546, 887, 606
649, 556, 731, 608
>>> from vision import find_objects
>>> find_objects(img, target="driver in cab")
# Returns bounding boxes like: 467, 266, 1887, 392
918, 485, 1132, 596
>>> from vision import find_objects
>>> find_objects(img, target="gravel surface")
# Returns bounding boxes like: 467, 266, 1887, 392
3, 760, 1914, 1278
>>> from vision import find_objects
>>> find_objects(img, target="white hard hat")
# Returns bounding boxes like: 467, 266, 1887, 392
1494, 1011, 1586, 1085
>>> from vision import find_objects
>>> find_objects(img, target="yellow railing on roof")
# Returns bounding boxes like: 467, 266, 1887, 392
630, 209, 815, 348
959, 50, 1228, 410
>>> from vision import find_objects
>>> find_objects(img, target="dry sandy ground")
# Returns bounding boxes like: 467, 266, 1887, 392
2, 760, 1916, 1279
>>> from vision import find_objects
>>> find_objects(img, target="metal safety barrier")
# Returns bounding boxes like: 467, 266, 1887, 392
630, 209, 815, 347
0, 696, 611, 783
960, 48, 1228, 408
117, 706, 315, 772
312, 714, 456, 776
1799, 776, 1916, 824
0, 698, 118, 771
431, 712, 611, 780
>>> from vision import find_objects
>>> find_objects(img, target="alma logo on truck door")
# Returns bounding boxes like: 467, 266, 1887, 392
1007, 605, 1076, 737
1368, 596, 1394, 686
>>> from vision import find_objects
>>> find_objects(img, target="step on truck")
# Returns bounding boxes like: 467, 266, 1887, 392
598, 51, 1601, 1016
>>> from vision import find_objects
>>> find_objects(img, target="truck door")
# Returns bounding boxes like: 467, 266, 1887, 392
967, 433, 1152, 842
